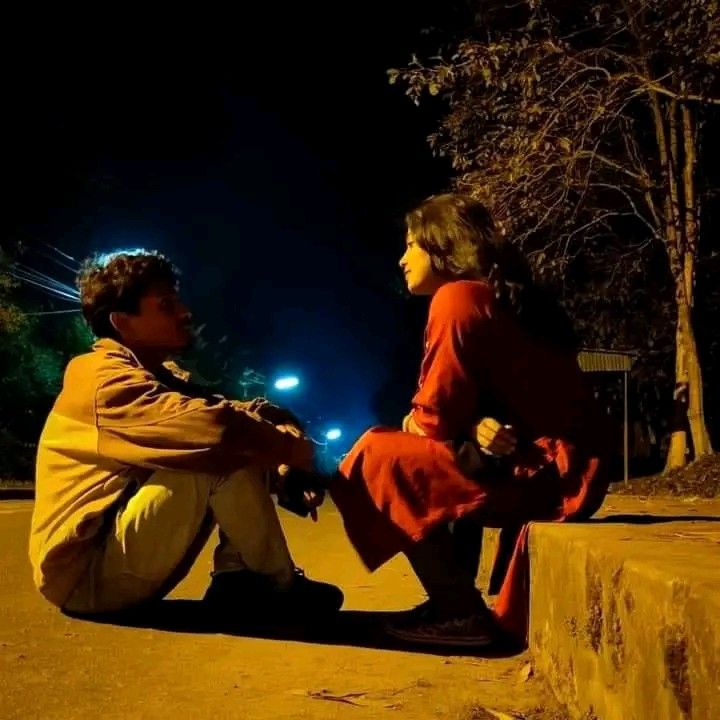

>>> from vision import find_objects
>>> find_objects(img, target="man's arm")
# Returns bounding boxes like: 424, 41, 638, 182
230, 398, 304, 430
158, 363, 305, 430
95, 361, 312, 474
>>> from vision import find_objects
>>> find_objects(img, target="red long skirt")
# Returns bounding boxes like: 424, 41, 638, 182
330, 427, 608, 644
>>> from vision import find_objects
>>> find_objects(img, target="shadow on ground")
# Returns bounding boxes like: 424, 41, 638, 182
65, 601, 523, 658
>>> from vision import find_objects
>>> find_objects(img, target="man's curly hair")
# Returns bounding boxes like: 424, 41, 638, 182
77, 250, 180, 339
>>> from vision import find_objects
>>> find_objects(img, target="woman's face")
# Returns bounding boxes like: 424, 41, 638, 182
399, 231, 444, 296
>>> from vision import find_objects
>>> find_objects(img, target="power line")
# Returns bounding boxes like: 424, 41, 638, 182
43, 242, 81, 268
23, 309, 83, 317
8, 263, 81, 303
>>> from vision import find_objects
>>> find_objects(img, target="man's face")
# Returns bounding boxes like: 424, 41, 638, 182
112, 281, 193, 353
399, 230, 443, 296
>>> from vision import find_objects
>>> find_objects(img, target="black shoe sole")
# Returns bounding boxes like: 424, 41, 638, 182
384, 621, 495, 647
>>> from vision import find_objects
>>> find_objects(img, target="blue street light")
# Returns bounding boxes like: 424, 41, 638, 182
273, 375, 300, 391
325, 428, 342, 441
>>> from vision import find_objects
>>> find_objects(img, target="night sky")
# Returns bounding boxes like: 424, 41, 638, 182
6, 5, 462, 445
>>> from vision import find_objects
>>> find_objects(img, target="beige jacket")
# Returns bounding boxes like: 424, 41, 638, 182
29, 338, 303, 607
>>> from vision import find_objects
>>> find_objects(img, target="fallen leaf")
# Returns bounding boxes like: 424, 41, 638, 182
290, 689, 368, 706
486, 711, 519, 720
518, 662, 534, 683
442, 657, 489, 667
291, 684, 415, 708
461, 709, 518, 720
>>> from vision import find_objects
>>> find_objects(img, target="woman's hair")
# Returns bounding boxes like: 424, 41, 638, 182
77, 250, 179, 339
405, 194, 499, 277
406, 193, 578, 350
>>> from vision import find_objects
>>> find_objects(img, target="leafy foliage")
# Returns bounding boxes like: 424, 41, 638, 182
0, 247, 93, 480
389, 0, 720, 464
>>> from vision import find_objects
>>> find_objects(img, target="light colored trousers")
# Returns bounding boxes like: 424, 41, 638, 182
63, 467, 295, 614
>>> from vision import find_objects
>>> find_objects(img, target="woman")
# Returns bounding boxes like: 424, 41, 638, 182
329, 194, 611, 647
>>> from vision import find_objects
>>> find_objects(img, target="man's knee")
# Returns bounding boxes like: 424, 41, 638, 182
212, 466, 271, 494
134, 470, 214, 516
143, 466, 268, 500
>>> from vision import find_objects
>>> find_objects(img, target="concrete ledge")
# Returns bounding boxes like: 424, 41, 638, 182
0, 486, 34, 500
528, 497, 720, 720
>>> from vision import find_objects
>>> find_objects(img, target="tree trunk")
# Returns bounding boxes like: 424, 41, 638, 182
662, 98, 691, 470
656, 97, 713, 470
682, 308, 712, 458
680, 102, 713, 459
679, 261, 712, 459
665, 314, 689, 471
665, 260, 712, 470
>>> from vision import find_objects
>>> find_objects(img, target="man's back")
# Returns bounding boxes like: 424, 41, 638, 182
30, 334, 307, 608
30, 340, 151, 607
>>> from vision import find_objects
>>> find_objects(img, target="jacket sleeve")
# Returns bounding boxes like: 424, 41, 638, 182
409, 283, 493, 442
230, 398, 305, 430
95, 362, 303, 473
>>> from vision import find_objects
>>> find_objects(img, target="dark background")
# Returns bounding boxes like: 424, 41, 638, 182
4, 4, 466, 447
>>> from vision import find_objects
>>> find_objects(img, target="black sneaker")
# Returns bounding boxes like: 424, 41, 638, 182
274, 568, 344, 618
385, 603, 497, 648
202, 570, 276, 614
202, 568, 343, 621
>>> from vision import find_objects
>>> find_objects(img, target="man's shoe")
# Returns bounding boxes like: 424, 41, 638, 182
202, 568, 343, 621
202, 570, 276, 615
274, 568, 344, 618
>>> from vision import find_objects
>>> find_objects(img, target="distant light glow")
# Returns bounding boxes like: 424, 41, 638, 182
273, 375, 300, 391
325, 428, 342, 441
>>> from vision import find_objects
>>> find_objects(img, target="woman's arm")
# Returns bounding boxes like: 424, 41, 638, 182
408, 282, 493, 442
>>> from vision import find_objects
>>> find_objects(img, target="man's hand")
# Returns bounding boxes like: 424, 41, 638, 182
301, 487, 324, 522
277, 424, 315, 472
275, 463, 324, 521
473, 417, 517, 456
274, 423, 325, 520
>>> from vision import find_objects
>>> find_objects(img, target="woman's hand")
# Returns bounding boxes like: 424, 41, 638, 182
402, 412, 427, 436
473, 417, 517, 456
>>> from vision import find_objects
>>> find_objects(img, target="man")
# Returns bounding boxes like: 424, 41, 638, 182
29, 250, 342, 623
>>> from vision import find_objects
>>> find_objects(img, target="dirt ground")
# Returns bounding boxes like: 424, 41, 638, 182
611, 451, 720, 498
0, 500, 564, 720
5, 455, 716, 718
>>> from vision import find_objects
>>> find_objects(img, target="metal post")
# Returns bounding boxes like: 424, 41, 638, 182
623, 371, 629, 485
